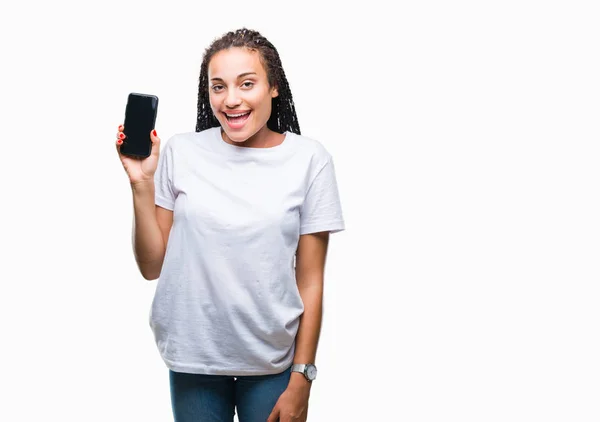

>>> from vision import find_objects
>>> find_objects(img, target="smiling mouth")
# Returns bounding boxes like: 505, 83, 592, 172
224, 111, 251, 122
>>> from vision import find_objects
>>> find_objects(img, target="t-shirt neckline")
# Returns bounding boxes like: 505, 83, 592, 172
212, 127, 293, 156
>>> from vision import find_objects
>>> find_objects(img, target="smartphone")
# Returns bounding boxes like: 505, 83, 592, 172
121, 93, 159, 158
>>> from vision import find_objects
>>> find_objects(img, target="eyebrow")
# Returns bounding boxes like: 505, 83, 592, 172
210, 72, 257, 82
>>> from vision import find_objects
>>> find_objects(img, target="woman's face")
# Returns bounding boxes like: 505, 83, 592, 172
208, 47, 278, 143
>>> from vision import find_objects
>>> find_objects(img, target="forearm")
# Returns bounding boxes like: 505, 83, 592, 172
131, 181, 165, 279
290, 284, 323, 388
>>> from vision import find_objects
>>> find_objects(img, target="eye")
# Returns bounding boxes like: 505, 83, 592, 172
211, 85, 224, 92
242, 81, 254, 89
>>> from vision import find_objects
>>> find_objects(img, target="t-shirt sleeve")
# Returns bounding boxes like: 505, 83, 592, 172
154, 139, 175, 211
299, 157, 345, 235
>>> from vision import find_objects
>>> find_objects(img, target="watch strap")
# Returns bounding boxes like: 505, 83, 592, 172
291, 364, 307, 374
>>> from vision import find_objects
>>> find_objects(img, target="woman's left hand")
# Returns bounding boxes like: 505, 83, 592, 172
267, 383, 310, 422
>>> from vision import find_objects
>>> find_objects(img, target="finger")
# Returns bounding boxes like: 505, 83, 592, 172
118, 124, 124, 132
150, 129, 161, 157
116, 138, 124, 152
266, 407, 279, 422
117, 132, 126, 140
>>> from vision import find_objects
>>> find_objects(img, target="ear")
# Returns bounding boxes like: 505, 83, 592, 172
271, 86, 279, 98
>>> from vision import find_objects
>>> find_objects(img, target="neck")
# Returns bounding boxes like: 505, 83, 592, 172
221, 125, 284, 148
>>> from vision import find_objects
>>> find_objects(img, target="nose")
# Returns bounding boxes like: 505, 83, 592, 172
225, 88, 242, 108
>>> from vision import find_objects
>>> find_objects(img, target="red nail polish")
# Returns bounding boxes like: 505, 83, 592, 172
117, 139, 123, 144
119, 133, 125, 139
152, 130, 157, 136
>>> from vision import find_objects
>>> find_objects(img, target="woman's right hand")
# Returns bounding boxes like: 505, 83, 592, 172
115, 124, 161, 185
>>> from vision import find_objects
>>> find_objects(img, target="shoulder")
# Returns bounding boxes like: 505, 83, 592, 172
289, 132, 333, 166
162, 128, 218, 152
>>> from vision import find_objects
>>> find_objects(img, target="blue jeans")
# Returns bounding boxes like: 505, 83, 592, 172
169, 365, 292, 422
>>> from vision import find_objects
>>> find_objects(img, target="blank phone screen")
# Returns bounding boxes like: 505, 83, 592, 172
121, 93, 158, 158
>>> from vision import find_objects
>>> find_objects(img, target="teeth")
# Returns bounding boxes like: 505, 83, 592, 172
227, 112, 250, 118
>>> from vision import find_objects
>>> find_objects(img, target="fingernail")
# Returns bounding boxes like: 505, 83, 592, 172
117, 139, 123, 145
118, 125, 123, 130
152, 129, 157, 137
119, 133, 125, 139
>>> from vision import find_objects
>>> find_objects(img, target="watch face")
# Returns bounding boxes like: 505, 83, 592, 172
306, 365, 317, 380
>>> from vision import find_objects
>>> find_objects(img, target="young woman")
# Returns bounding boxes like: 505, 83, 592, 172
116, 28, 345, 422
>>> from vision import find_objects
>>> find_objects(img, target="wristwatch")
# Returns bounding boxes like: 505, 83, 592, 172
291, 363, 317, 381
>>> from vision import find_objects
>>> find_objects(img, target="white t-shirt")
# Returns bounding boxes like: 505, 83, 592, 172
149, 127, 345, 376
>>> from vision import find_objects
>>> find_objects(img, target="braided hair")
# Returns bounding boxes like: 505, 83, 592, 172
196, 28, 301, 135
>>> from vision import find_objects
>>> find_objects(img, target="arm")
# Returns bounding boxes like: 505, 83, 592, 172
268, 156, 343, 421
131, 181, 173, 280
289, 231, 330, 390
267, 231, 329, 421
